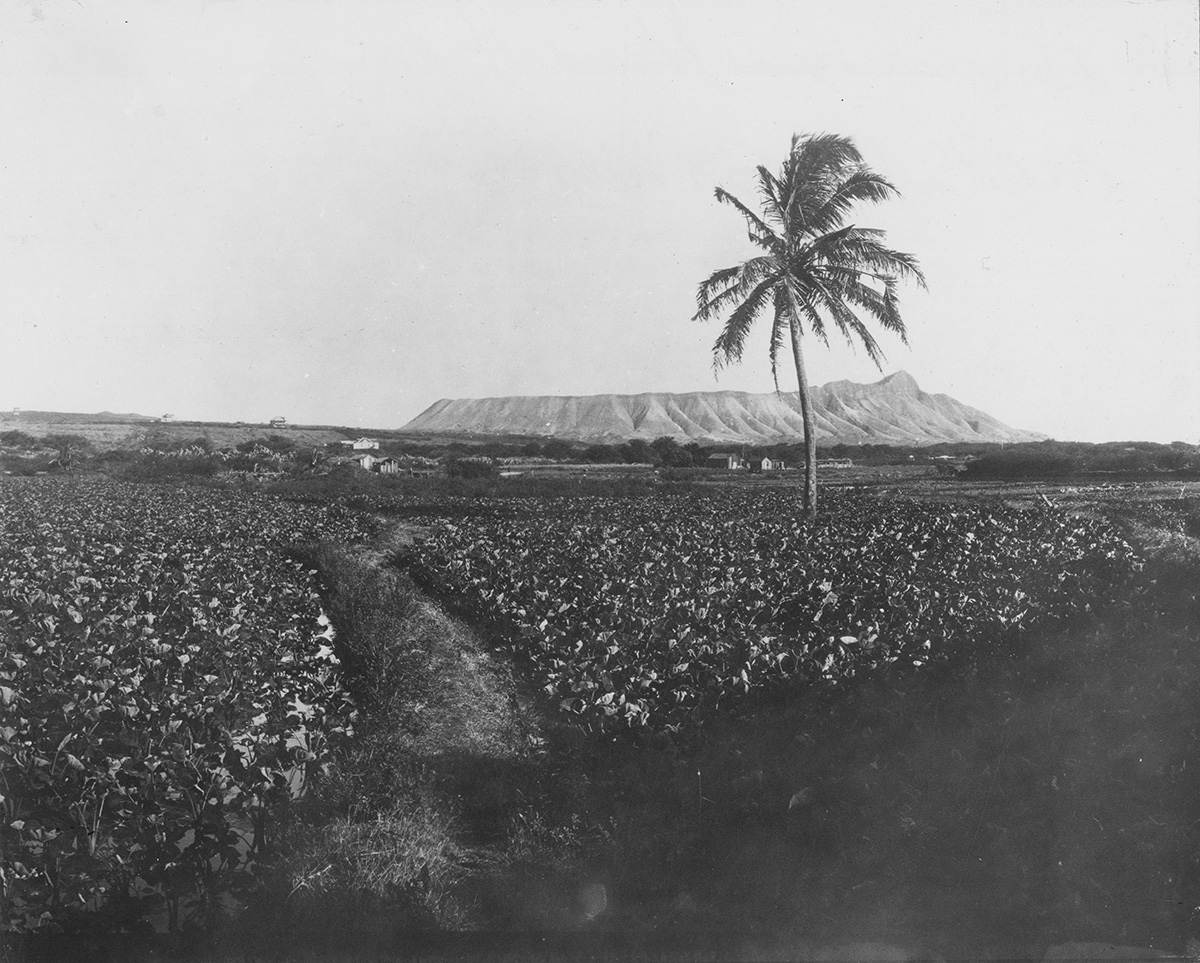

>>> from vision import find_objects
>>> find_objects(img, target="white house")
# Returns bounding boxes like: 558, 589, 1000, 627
270, 416, 288, 429
351, 453, 376, 470
352, 438, 380, 451
761, 457, 786, 471
818, 458, 853, 469
706, 452, 745, 470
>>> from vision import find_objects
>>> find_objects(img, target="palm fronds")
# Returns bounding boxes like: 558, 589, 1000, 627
807, 170, 901, 237
712, 188, 780, 250
697, 135, 923, 369
692, 132, 923, 513
710, 276, 777, 370
694, 257, 777, 321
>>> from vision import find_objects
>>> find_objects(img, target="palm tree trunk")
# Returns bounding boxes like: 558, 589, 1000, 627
787, 315, 817, 516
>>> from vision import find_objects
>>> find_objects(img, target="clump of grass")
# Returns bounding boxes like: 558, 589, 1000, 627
275, 802, 470, 930
231, 798, 473, 958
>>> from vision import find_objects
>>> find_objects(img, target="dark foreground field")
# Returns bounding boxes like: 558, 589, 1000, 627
5, 474, 1200, 961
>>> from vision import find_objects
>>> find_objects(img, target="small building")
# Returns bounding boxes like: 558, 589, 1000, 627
159, 413, 175, 423
270, 416, 288, 429
818, 458, 853, 469
761, 457, 786, 471
349, 453, 401, 474
706, 452, 745, 470
352, 438, 380, 451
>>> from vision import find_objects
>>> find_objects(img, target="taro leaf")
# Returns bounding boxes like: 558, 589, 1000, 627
788, 787, 812, 811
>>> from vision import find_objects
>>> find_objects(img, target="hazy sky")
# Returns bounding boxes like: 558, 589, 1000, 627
2, 0, 1197, 442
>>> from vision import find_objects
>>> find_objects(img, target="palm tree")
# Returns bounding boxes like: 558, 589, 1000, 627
693, 133, 926, 516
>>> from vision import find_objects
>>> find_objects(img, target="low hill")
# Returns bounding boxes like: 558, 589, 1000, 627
402, 371, 1046, 446
0, 409, 157, 425
0, 414, 351, 450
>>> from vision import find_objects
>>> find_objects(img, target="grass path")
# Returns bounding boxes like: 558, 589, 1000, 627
349, 517, 537, 770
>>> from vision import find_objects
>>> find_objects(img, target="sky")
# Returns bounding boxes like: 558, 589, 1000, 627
1, 0, 1197, 443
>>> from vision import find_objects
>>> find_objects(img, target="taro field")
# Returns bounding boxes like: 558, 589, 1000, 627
0, 475, 1152, 938
0, 479, 377, 932
411, 487, 1142, 733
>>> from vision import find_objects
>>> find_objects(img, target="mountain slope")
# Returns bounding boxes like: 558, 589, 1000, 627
402, 372, 1046, 446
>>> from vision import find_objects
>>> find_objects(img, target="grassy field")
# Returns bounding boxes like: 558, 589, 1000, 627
5, 471, 1200, 961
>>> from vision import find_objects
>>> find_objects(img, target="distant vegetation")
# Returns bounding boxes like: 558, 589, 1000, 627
3, 426, 1198, 484
961, 440, 1200, 480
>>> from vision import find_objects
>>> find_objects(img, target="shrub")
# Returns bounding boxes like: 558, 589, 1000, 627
962, 451, 1083, 479
0, 430, 37, 449
445, 457, 496, 480
43, 433, 90, 452
581, 445, 616, 464
263, 434, 297, 454
117, 454, 221, 481
0, 454, 56, 475
298, 543, 424, 715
